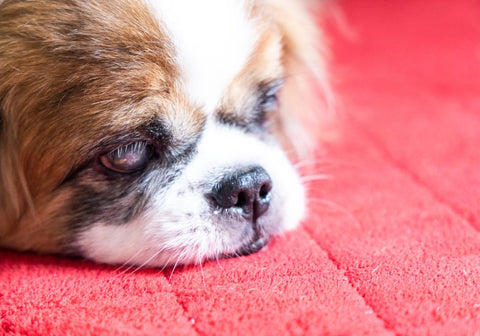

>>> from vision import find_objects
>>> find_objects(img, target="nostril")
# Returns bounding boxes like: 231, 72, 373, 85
254, 181, 272, 219
259, 182, 272, 200
235, 191, 249, 208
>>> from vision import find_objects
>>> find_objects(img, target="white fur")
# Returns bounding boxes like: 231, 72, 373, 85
148, 0, 258, 113
78, 121, 305, 267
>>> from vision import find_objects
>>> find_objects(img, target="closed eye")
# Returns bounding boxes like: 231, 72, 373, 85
253, 79, 283, 125
258, 85, 281, 112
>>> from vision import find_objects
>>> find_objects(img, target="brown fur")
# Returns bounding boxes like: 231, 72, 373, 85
218, 23, 283, 125
262, 0, 333, 156
0, 0, 203, 250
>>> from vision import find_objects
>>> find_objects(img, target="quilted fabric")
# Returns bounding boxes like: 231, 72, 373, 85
2, 0, 480, 334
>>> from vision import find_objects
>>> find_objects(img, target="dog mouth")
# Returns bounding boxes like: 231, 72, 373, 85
236, 235, 269, 256
222, 229, 270, 258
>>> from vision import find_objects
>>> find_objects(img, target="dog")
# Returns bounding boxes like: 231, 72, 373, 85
0, 0, 330, 267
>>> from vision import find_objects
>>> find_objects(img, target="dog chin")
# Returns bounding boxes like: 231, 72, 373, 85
76, 123, 305, 267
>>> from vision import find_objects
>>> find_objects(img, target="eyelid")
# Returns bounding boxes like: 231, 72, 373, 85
261, 78, 284, 94
257, 79, 283, 109
100, 141, 153, 173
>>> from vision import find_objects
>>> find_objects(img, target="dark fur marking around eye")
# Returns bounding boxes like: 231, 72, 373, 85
67, 176, 146, 225
216, 111, 247, 128
216, 79, 283, 132
60, 118, 203, 254
61, 118, 199, 185
85, 121, 173, 163
63, 162, 186, 256
142, 120, 171, 143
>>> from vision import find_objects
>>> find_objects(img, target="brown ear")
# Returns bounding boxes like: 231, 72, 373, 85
0, 107, 30, 237
0, 0, 22, 236
263, 0, 335, 159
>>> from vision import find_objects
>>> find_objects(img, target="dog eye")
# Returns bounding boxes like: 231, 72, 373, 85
100, 141, 153, 173
258, 86, 280, 112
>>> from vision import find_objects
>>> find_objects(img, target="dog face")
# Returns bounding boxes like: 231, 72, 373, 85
0, 0, 324, 267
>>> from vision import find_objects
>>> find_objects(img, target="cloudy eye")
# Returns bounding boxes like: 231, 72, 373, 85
100, 141, 153, 173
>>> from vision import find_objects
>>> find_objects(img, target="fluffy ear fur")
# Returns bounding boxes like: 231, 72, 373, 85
0, 1, 28, 237
0, 107, 30, 237
262, 0, 334, 159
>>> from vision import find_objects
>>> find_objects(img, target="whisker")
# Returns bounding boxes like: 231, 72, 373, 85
293, 159, 322, 169
300, 173, 332, 183
159, 253, 176, 273
130, 248, 166, 274
198, 260, 207, 288
215, 254, 226, 273
111, 261, 139, 280
111, 248, 145, 276
169, 249, 189, 279
295, 157, 361, 170
115, 247, 167, 278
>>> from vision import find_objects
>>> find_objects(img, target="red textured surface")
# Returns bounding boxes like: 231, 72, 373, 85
2, 0, 480, 334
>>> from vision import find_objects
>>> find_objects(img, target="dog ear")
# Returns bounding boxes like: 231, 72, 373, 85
263, 0, 335, 159
0, 104, 29, 237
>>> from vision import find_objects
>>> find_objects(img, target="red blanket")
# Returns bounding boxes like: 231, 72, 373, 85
2, 0, 480, 334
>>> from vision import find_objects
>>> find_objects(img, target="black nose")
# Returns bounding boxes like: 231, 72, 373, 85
211, 166, 272, 221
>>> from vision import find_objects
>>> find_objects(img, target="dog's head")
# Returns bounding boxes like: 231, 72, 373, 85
0, 0, 328, 267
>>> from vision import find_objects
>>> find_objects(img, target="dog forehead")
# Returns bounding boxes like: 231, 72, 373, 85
148, 0, 258, 113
